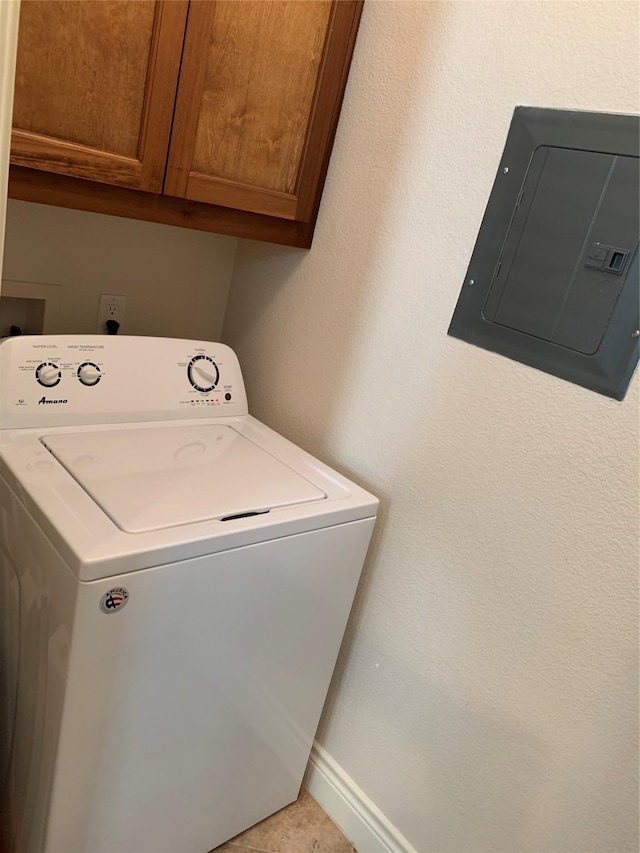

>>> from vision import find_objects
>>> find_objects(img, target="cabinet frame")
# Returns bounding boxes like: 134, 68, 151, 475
8, 0, 363, 247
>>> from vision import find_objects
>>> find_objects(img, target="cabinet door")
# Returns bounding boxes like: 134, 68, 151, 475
11, 1, 188, 192
164, 0, 361, 221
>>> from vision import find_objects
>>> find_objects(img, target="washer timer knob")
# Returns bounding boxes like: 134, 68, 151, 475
77, 362, 101, 386
188, 355, 219, 392
36, 362, 61, 387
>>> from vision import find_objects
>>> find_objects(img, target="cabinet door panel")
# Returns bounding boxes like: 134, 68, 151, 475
165, 0, 360, 221
192, 0, 331, 194
11, 1, 188, 192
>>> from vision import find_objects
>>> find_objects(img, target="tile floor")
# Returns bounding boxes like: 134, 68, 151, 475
213, 789, 356, 853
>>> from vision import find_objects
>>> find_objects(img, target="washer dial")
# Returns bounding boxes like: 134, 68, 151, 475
77, 362, 101, 386
188, 355, 219, 392
36, 362, 61, 387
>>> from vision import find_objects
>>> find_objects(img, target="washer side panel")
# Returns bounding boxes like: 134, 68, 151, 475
0, 474, 78, 853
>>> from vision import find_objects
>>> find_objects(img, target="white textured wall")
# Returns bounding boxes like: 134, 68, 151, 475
223, 2, 640, 851
2, 201, 237, 340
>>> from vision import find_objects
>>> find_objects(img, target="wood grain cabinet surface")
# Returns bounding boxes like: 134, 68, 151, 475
9, 0, 363, 247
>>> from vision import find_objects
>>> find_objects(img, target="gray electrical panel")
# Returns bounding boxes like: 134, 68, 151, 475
448, 107, 639, 400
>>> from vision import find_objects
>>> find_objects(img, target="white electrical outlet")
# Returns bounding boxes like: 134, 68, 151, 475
97, 294, 126, 334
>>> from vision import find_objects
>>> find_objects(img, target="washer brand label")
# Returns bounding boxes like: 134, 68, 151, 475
100, 587, 129, 614
38, 397, 68, 405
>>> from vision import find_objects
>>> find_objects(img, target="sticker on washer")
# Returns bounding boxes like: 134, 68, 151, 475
99, 587, 129, 614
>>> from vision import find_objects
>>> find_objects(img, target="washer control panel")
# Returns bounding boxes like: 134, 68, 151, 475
0, 336, 248, 428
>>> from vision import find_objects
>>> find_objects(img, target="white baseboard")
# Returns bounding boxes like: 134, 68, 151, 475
304, 742, 418, 853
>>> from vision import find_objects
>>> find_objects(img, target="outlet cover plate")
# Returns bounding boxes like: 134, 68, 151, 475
97, 294, 126, 334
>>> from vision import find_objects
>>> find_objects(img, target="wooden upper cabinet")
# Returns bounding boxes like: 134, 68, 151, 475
164, 0, 359, 221
9, 0, 363, 246
11, 0, 188, 192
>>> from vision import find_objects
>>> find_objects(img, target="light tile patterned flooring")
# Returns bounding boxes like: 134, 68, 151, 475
213, 789, 356, 853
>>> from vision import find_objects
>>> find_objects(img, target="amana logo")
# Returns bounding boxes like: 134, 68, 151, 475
38, 397, 68, 405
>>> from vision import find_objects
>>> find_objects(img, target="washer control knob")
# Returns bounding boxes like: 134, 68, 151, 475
36, 362, 61, 387
188, 355, 219, 392
77, 362, 101, 386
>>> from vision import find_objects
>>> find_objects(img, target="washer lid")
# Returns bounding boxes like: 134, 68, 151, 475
41, 424, 326, 533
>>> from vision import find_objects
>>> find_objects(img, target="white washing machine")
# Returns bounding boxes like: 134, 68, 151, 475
0, 335, 377, 853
